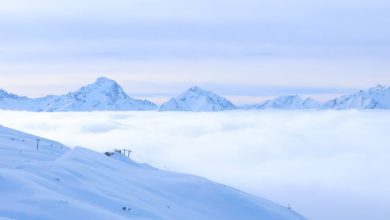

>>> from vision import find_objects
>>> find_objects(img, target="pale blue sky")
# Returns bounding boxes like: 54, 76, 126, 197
0, 0, 389, 103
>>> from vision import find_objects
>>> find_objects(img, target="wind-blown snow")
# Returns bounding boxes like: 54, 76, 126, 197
0, 124, 305, 220
0, 110, 389, 220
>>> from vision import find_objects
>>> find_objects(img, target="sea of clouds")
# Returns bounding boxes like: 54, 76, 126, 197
0, 110, 389, 220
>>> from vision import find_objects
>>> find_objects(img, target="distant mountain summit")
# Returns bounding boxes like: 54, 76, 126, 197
0, 77, 157, 111
45, 77, 157, 111
323, 85, 390, 109
159, 86, 236, 111
245, 95, 320, 110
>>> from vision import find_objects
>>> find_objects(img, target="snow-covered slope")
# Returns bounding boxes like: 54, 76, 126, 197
0, 124, 68, 168
0, 125, 306, 220
0, 77, 157, 112
323, 85, 390, 109
245, 95, 320, 110
159, 86, 236, 111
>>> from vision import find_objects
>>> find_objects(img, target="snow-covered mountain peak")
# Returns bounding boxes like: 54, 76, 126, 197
41, 77, 157, 111
92, 77, 123, 91
278, 95, 300, 101
20, 77, 156, 111
184, 86, 215, 97
368, 84, 387, 93
0, 89, 19, 99
0, 78, 157, 111
72, 77, 128, 100
95, 76, 117, 84
244, 95, 320, 110
0, 89, 10, 99
323, 84, 390, 109
187, 86, 204, 93
159, 86, 236, 111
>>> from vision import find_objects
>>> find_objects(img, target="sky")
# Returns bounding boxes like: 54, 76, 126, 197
1, 110, 389, 220
0, 0, 389, 103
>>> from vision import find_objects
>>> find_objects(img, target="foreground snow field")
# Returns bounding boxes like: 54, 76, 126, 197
1, 110, 389, 220
0, 124, 305, 220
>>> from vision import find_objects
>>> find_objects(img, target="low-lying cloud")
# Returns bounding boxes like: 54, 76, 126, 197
0, 110, 389, 220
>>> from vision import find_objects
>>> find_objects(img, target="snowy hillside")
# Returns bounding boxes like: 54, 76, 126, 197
0, 124, 306, 220
159, 86, 236, 111
0, 124, 68, 168
323, 85, 390, 109
244, 95, 320, 110
0, 77, 157, 111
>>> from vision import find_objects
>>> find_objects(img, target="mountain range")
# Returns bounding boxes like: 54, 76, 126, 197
0, 77, 157, 111
0, 77, 389, 111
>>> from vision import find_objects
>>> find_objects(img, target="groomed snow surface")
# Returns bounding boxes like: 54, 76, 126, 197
0, 124, 305, 220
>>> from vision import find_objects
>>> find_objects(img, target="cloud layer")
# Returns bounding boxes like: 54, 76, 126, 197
0, 110, 389, 220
